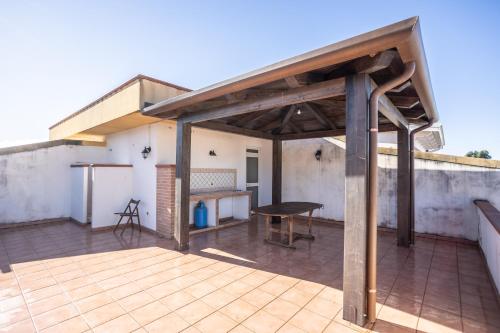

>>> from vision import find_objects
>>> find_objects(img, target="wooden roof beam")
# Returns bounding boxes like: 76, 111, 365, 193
194, 121, 274, 140
180, 77, 345, 123
370, 79, 409, 129
228, 108, 271, 127
301, 103, 337, 130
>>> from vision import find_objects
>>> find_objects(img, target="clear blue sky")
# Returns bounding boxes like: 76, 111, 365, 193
1, 0, 499, 157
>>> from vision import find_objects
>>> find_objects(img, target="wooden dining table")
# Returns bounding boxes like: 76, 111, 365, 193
252, 202, 323, 248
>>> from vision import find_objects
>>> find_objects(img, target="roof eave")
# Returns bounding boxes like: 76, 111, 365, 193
143, 16, 439, 128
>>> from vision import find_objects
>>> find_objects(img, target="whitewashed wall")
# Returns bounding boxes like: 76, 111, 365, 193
283, 138, 500, 241
477, 209, 500, 292
70, 166, 89, 224
106, 121, 273, 231
91, 167, 133, 229
0, 145, 107, 224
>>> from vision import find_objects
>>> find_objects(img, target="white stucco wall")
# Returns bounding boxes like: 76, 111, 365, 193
106, 121, 273, 231
283, 138, 500, 241
70, 166, 89, 224
91, 167, 133, 229
0, 145, 107, 224
477, 209, 500, 292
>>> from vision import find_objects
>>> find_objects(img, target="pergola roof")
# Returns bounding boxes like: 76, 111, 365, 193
143, 17, 441, 146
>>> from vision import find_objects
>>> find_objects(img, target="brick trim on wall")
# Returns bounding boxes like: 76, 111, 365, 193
156, 164, 176, 238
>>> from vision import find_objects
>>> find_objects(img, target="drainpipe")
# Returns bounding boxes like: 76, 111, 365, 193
367, 61, 416, 323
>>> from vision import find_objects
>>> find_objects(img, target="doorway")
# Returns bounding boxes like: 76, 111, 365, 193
246, 148, 259, 209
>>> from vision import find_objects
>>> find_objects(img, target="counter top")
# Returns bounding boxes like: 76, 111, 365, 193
190, 190, 252, 201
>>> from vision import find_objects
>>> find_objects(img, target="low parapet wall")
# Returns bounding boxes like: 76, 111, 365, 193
0, 141, 107, 224
474, 200, 500, 298
283, 139, 500, 241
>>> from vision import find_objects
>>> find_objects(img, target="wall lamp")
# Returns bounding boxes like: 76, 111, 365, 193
209, 150, 217, 156
141, 146, 152, 159
315, 149, 322, 161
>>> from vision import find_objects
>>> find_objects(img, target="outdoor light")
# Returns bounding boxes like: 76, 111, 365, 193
141, 146, 151, 159
296, 108, 302, 115
209, 150, 217, 156
315, 149, 322, 161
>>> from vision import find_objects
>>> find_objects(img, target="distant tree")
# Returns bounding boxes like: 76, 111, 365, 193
466, 150, 492, 159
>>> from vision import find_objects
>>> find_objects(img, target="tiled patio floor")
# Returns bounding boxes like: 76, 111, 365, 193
0, 218, 498, 333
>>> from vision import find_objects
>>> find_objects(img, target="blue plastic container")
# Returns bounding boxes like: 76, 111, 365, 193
194, 201, 208, 229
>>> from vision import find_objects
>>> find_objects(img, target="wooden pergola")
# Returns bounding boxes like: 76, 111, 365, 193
143, 17, 439, 326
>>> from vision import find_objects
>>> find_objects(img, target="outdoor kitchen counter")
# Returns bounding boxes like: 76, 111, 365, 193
190, 190, 252, 201
189, 190, 252, 229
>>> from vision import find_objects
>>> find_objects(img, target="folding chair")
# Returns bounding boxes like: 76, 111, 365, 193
113, 199, 141, 235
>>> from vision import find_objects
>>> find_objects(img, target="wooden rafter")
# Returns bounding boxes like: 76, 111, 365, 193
194, 121, 274, 140
301, 103, 337, 130
228, 108, 271, 127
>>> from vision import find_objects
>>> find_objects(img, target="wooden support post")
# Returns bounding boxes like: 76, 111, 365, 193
272, 139, 282, 223
174, 120, 191, 251
397, 128, 411, 247
343, 73, 370, 326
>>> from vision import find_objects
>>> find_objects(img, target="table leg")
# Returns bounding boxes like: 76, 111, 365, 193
289, 216, 294, 246
307, 210, 313, 236
265, 215, 270, 241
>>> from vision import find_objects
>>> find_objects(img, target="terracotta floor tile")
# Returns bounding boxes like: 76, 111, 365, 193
241, 288, 275, 308
323, 321, 361, 333
32, 304, 79, 331
277, 322, 307, 333
67, 283, 103, 301
0, 305, 31, 329
305, 296, 342, 320
201, 289, 236, 310
105, 282, 143, 300
371, 320, 415, 333
417, 304, 463, 333
0, 318, 36, 333
145, 312, 190, 333
82, 302, 125, 328
1, 217, 499, 333
288, 308, 331, 333
175, 300, 216, 324
92, 314, 140, 333
194, 311, 238, 333
229, 325, 254, 333
130, 300, 171, 326
279, 287, 315, 307
0, 295, 25, 313
28, 292, 72, 316
75, 292, 114, 313
263, 298, 300, 321
242, 310, 285, 333
118, 291, 155, 311
160, 290, 196, 311
220, 299, 258, 323
40, 315, 89, 333
185, 281, 219, 299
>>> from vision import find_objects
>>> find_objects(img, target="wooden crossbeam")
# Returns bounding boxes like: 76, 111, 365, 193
301, 103, 337, 130
275, 106, 297, 134
194, 121, 274, 140
228, 109, 271, 127
370, 79, 409, 129
277, 123, 396, 140
180, 77, 345, 123
352, 50, 397, 74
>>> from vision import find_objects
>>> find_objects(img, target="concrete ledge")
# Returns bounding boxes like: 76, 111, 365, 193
0, 140, 105, 156
474, 200, 500, 234
70, 164, 133, 168
379, 147, 500, 169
